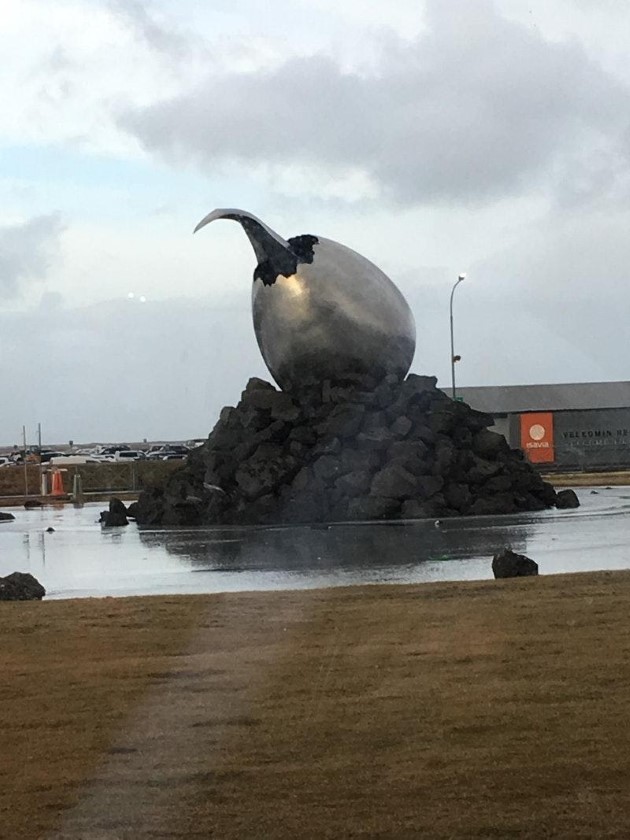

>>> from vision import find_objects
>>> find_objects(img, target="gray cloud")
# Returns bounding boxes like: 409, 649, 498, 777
0, 214, 65, 299
107, 0, 198, 61
119, 0, 630, 206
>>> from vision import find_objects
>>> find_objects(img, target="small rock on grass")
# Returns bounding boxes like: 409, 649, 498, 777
492, 548, 538, 579
0, 572, 46, 601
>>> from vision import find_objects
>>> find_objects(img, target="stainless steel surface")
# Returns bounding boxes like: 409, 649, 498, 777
195, 208, 416, 391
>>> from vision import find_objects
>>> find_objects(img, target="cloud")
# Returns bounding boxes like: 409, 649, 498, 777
0, 0, 195, 156
106, 0, 200, 62
119, 0, 630, 206
0, 214, 65, 299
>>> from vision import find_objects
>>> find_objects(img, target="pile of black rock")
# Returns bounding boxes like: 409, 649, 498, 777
132, 372, 568, 527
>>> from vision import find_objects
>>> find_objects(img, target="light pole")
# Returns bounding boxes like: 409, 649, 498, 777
450, 273, 466, 400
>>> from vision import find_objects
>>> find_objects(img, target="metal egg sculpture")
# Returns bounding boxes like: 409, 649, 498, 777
194, 209, 416, 392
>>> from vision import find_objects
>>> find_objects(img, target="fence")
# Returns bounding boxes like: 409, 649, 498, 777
0, 460, 182, 499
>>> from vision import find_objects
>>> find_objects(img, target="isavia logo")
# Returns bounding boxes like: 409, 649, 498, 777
520, 413, 555, 463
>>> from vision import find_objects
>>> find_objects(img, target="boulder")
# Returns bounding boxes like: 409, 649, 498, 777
335, 470, 372, 498
390, 416, 413, 438
443, 483, 472, 513
492, 548, 538, 579
100, 497, 129, 527
0, 572, 46, 601
318, 403, 365, 439
473, 429, 510, 459
0, 511, 15, 521
110, 497, 128, 517
370, 464, 417, 499
555, 489, 580, 509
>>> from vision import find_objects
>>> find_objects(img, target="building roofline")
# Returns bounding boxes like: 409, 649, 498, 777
456, 381, 630, 414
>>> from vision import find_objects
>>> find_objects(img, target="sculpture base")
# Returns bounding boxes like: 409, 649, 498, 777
133, 373, 560, 526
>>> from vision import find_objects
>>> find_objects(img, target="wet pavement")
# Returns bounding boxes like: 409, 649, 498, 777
0, 487, 629, 599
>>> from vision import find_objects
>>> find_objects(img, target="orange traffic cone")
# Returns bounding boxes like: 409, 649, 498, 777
51, 469, 65, 496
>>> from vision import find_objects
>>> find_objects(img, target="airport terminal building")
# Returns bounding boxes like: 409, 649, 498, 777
458, 381, 630, 471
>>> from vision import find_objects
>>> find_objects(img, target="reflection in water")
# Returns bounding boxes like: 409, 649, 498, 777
139, 518, 528, 578
1, 490, 629, 598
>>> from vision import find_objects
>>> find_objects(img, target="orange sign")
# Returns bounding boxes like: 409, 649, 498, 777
520, 412, 555, 463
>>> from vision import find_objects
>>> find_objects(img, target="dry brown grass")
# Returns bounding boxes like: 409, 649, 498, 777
0, 460, 180, 499
2, 574, 630, 838
542, 470, 630, 486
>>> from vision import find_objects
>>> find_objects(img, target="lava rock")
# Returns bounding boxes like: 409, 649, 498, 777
335, 470, 372, 497
415, 474, 444, 500
443, 482, 473, 512
492, 548, 539, 579
132, 373, 559, 527
370, 464, 417, 499
0, 511, 15, 521
473, 429, 510, 459
555, 489, 580, 509
0, 572, 46, 601
100, 497, 129, 527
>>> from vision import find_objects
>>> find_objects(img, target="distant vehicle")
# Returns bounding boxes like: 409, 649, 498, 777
40, 451, 65, 463
162, 453, 187, 460
101, 445, 131, 455
0, 456, 13, 467
146, 446, 184, 460
49, 455, 100, 466
114, 450, 146, 462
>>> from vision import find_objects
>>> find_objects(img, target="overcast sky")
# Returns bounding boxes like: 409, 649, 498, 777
2, 0, 630, 444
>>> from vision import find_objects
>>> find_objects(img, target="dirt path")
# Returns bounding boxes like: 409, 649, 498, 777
2, 573, 630, 838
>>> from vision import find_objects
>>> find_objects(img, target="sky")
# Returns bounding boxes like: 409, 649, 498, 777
3, 0, 630, 444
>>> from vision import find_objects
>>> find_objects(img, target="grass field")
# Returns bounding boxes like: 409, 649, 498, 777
2, 573, 630, 838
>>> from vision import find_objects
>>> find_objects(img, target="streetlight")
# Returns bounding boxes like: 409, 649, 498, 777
450, 273, 467, 400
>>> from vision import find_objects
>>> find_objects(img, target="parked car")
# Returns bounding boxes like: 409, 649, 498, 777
114, 450, 146, 462
100, 445, 131, 455
146, 449, 169, 461
39, 450, 66, 463
49, 455, 101, 466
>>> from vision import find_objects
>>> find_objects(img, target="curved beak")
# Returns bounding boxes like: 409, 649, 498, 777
193, 208, 294, 268
193, 208, 234, 234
